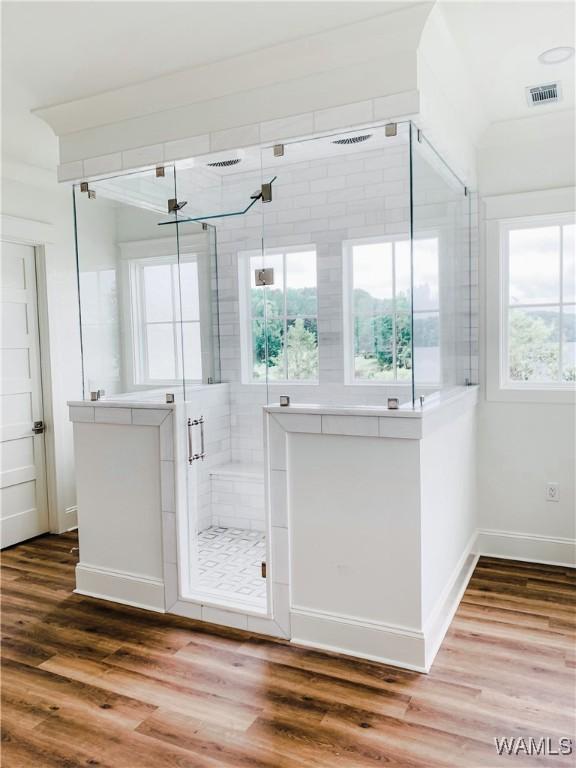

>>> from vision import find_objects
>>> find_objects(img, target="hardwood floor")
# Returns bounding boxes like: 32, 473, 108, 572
1, 532, 574, 768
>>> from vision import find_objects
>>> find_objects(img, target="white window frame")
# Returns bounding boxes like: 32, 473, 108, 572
238, 245, 318, 384
342, 234, 441, 387
485, 188, 576, 404
128, 255, 202, 386
119, 234, 210, 390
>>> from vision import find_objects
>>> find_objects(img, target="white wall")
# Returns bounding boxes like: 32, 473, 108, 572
477, 110, 576, 565
417, 3, 488, 185
1, 82, 81, 532
2, 172, 81, 531
478, 111, 576, 197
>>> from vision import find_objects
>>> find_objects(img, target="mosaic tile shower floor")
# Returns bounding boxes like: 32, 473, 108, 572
196, 526, 266, 608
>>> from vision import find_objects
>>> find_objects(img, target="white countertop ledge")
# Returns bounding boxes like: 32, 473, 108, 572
68, 400, 175, 410
265, 385, 478, 419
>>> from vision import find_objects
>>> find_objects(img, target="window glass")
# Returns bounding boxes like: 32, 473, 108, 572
353, 242, 393, 312
146, 323, 176, 380
179, 262, 200, 322
144, 264, 173, 322
349, 237, 439, 383
182, 322, 202, 380
509, 226, 560, 305
413, 238, 439, 311
131, 257, 203, 384
243, 249, 317, 382
562, 305, 576, 382
503, 217, 575, 388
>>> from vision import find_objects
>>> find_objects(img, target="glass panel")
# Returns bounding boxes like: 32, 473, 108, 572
395, 312, 413, 380
412, 238, 439, 311
251, 319, 268, 381
354, 315, 394, 381
260, 122, 411, 405
410, 127, 472, 402
73, 167, 182, 402
173, 220, 221, 393
286, 251, 317, 316
395, 240, 411, 301
353, 242, 394, 307
265, 319, 285, 380
509, 226, 560, 305
178, 262, 200, 322
182, 322, 202, 381
508, 307, 560, 382
413, 312, 440, 383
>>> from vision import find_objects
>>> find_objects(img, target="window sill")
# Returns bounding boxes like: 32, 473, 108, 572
486, 383, 576, 405
243, 380, 320, 386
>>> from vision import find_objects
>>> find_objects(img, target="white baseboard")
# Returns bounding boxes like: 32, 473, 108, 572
290, 532, 479, 674
423, 545, 479, 670
64, 504, 78, 531
290, 607, 427, 672
476, 529, 576, 568
75, 563, 166, 612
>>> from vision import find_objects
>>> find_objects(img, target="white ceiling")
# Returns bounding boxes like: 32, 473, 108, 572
442, 0, 575, 123
1, 1, 409, 107
1, 0, 574, 171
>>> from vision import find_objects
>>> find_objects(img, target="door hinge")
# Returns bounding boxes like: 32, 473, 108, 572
273, 144, 284, 157
254, 268, 274, 286
156, 165, 165, 178
261, 562, 267, 578
385, 123, 397, 137
168, 199, 188, 213
261, 182, 273, 203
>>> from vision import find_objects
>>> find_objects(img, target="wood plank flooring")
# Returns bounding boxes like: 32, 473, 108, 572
1, 532, 574, 767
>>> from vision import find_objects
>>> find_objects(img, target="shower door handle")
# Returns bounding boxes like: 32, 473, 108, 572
187, 417, 205, 463
199, 417, 205, 460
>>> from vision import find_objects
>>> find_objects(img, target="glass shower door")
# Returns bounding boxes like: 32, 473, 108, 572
173, 151, 272, 613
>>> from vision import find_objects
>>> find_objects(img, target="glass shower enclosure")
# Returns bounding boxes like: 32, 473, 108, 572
73, 120, 474, 615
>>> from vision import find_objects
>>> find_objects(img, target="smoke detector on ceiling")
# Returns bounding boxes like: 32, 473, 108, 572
526, 82, 561, 106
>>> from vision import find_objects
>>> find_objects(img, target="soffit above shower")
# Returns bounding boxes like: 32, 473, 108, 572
30, 4, 430, 180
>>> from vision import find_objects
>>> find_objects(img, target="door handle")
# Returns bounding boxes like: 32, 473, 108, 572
32, 421, 45, 435
187, 417, 205, 463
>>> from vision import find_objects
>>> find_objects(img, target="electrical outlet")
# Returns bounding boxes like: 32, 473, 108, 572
546, 483, 560, 502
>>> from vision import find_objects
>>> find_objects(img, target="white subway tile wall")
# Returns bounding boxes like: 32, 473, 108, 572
215, 138, 416, 466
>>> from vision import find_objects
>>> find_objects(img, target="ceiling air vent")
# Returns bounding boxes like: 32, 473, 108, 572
207, 158, 241, 168
332, 134, 372, 145
526, 82, 561, 106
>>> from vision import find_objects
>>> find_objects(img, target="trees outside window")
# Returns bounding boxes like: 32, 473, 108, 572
240, 248, 318, 382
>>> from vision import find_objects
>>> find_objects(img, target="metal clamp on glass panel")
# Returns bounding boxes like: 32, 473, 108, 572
187, 416, 205, 463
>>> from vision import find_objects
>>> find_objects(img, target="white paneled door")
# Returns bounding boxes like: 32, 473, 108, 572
1, 242, 49, 547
